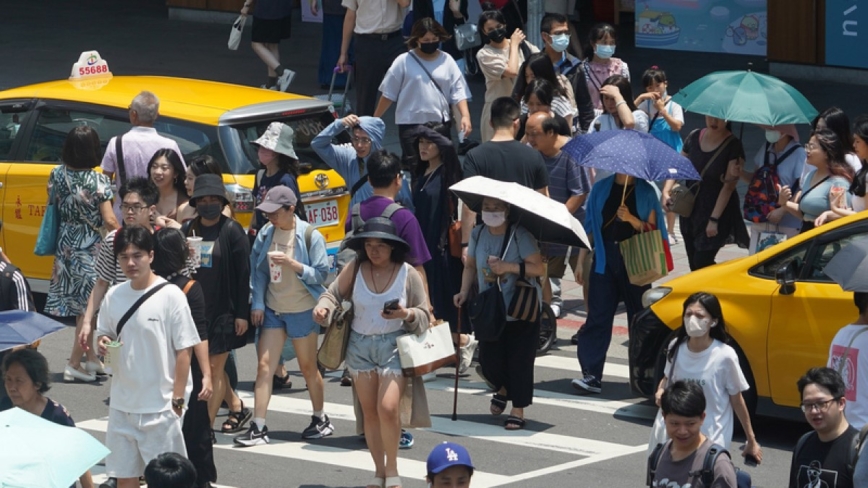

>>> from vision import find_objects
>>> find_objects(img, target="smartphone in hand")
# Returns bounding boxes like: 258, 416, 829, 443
383, 298, 400, 314
744, 454, 759, 467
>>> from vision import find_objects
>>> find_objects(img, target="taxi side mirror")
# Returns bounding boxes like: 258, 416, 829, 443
776, 261, 797, 296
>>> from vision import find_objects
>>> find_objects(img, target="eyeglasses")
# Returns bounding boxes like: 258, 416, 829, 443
804, 142, 817, 151
352, 137, 372, 146
800, 398, 840, 413
121, 204, 148, 213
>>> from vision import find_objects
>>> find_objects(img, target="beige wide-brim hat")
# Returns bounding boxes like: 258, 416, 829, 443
253, 122, 298, 160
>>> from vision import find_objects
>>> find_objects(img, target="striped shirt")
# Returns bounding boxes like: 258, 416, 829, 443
0, 260, 33, 311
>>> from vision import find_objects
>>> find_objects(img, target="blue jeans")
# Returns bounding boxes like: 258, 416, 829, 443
577, 240, 649, 381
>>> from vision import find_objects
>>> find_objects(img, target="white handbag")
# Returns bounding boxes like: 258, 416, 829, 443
397, 321, 457, 377
228, 15, 247, 51
454, 23, 481, 51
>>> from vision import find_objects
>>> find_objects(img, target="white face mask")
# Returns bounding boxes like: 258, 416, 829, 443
481, 211, 507, 227
685, 316, 715, 337
765, 130, 783, 144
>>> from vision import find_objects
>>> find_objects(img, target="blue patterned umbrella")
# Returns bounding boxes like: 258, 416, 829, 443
562, 130, 701, 182
0, 310, 65, 352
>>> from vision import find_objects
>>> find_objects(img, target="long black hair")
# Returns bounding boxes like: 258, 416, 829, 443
667, 292, 730, 361
412, 123, 462, 223
149, 148, 188, 197
851, 115, 868, 198
512, 52, 566, 102
813, 107, 854, 150
152, 228, 189, 278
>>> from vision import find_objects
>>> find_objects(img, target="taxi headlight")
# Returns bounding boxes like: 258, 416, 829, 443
642, 286, 672, 308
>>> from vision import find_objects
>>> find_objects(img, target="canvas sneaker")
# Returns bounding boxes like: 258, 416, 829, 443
399, 429, 414, 449
301, 414, 335, 439
571, 374, 602, 394
458, 336, 478, 374
277, 69, 296, 92
234, 423, 269, 447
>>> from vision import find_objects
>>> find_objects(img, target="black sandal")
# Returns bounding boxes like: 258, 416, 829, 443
504, 415, 526, 430
221, 402, 252, 433
273, 373, 292, 390
490, 393, 507, 416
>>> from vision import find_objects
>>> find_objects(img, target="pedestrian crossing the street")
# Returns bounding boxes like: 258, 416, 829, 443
77, 351, 654, 487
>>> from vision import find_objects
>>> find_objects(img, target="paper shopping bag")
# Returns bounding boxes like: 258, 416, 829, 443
397, 321, 457, 377
619, 229, 668, 286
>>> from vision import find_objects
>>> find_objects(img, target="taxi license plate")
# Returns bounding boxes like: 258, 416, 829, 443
306, 200, 340, 228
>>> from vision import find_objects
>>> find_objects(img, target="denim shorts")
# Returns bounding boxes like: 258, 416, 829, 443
262, 308, 319, 339
345, 329, 404, 376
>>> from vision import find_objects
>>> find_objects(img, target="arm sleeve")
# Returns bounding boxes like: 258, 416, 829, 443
515, 227, 540, 259
100, 137, 117, 173
448, 59, 471, 104
9, 271, 34, 312
633, 111, 650, 133
311, 120, 354, 177
477, 48, 507, 81
299, 229, 330, 285
379, 56, 406, 101
229, 222, 252, 320
95, 233, 117, 283
170, 291, 201, 350
670, 101, 685, 123
533, 154, 550, 189
572, 69, 595, 133
396, 209, 432, 267
341, 0, 358, 10
710, 454, 738, 488
96, 173, 114, 203
250, 230, 269, 311
722, 347, 750, 394
567, 157, 591, 196
186, 281, 208, 341
96, 291, 115, 339
462, 152, 479, 179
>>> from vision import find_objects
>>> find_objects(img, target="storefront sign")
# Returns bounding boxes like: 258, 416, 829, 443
826, 1, 868, 69
635, 0, 767, 56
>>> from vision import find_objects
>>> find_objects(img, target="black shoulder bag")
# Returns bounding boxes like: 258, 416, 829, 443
468, 224, 512, 342
115, 282, 171, 339
115, 134, 128, 187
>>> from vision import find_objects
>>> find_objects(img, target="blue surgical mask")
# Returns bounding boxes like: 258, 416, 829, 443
549, 33, 570, 53
595, 44, 616, 59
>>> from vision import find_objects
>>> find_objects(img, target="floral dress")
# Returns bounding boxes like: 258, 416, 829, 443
45, 166, 113, 317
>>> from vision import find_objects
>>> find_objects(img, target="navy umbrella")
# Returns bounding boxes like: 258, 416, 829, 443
0, 310, 66, 352
562, 130, 701, 182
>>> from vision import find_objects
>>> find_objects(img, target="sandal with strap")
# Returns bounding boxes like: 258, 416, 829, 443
272, 373, 292, 390
366, 477, 385, 488
385, 476, 401, 488
504, 415, 526, 430
490, 393, 507, 416
221, 402, 252, 433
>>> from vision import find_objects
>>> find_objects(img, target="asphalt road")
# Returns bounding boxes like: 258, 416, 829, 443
4, 0, 862, 486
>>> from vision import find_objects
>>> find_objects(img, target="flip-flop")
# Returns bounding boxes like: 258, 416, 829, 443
365, 477, 385, 488
504, 415, 526, 430
385, 475, 401, 488
490, 393, 507, 416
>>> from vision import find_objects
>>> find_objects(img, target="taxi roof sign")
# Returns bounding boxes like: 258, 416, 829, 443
70, 51, 112, 80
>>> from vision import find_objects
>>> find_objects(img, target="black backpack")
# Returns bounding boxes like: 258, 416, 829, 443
334, 202, 402, 273
648, 441, 751, 488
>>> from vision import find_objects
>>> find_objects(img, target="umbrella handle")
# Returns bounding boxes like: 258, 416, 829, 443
621, 175, 630, 206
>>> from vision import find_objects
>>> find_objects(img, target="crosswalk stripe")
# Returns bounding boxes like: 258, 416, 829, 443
533, 355, 630, 379
88, 465, 237, 488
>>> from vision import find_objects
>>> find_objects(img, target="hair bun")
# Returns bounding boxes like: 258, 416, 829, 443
481, 1, 497, 10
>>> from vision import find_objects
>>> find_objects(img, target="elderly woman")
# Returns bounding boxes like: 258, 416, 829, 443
237, 186, 331, 447
454, 197, 543, 431
573, 174, 666, 394
46, 126, 120, 383
314, 217, 431, 488
2, 349, 94, 487
779, 129, 854, 232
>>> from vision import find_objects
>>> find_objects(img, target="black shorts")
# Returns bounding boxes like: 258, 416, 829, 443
251, 14, 292, 43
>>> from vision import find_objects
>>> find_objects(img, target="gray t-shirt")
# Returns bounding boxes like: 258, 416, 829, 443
652, 439, 737, 488
468, 224, 540, 320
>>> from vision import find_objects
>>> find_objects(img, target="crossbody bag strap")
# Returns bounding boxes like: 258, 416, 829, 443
408, 52, 450, 116
351, 173, 368, 196
688, 133, 734, 191
115, 134, 127, 187
116, 282, 171, 339
799, 175, 831, 201
182, 279, 196, 294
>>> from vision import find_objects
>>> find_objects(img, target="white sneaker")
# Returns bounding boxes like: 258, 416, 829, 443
458, 336, 478, 374
550, 304, 562, 319
277, 69, 296, 92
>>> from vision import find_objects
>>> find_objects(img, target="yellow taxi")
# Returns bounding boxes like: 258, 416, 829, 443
0, 53, 350, 293
630, 211, 868, 421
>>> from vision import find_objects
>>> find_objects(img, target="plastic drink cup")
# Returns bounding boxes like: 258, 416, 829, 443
104, 340, 122, 371
268, 251, 283, 283
187, 236, 203, 267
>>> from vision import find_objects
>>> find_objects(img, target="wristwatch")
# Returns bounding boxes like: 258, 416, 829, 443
172, 397, 185, 410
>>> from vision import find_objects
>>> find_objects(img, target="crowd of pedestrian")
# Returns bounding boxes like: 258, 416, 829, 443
6, 3, 868, 487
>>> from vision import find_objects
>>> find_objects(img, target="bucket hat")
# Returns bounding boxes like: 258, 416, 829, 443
189, 173, 228, 207
256, 185, 298, 213
426, 442, 475, 475
253, 122, 298, 160
346, 217, 409, 254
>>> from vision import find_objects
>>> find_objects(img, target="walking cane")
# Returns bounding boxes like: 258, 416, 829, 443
452, 306, 462, 421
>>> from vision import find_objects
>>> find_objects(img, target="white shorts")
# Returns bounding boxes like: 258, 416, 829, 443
105, 408, 187, 479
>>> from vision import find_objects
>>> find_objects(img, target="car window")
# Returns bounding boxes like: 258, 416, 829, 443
23, 108, 129, 163
806, 231, 868, 281
152, 119, 224, 165
229, 111, 350, 175
0, 104, 33, 160
752, 242, 810, 279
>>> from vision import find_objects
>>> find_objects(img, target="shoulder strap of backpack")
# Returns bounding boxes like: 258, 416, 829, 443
647, 442, 666, 486
700, 444, 730, 487
182, 279, 196, 295
381, 202, 402, 220
115, 134, 126, 187
775, 145, 801, 167
350, 203, 364, 232
793, 431, 813, 469
848, 424, 868, 477
351, 173, 368, 197
304, 223, 315, 253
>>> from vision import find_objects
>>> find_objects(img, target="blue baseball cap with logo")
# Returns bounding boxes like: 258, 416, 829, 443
426, 442, 475, 475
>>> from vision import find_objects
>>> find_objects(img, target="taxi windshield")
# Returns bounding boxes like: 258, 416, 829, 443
224, 111, 349, 175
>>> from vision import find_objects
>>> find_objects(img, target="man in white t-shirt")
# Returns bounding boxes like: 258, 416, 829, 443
96, 225, 200, 488
828, 292, 868, 430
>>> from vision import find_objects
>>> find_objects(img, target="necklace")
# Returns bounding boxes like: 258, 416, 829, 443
420, 165, 441, 192
368, 262, 398, 293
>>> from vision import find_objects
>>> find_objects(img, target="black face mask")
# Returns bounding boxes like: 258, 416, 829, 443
419, 41, 439, 54
197, 202, 223, 220
487, 27, 506, 44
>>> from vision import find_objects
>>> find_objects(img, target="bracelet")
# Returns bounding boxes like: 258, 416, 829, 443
708, 216, 719, 223
615, 100, 626, 108
461, 242, 468, 248
519, 262, 526, 279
